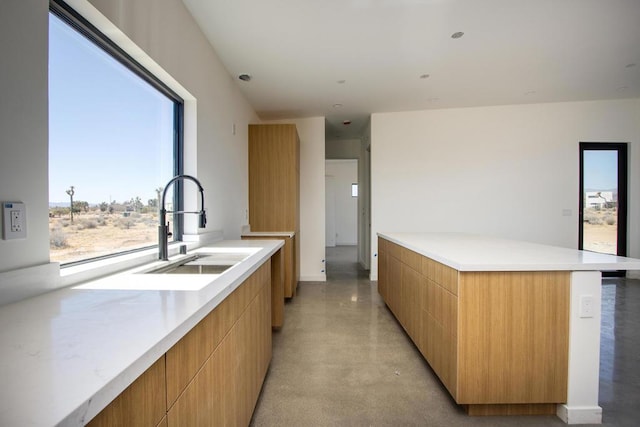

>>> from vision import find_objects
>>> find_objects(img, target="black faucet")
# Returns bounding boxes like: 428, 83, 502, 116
158, 174, 207, 260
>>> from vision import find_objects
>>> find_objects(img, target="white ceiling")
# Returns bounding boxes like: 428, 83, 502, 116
182, 0, 640, 140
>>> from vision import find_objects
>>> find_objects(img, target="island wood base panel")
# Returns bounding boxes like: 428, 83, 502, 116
464, 403, 558, 416
378, 237, 570, 417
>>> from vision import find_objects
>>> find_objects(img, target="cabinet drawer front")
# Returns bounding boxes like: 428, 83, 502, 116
422, 257, 458, 295
401, 246, 422, 272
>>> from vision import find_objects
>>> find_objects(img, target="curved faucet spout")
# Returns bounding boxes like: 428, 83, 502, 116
158, 174, 207, 260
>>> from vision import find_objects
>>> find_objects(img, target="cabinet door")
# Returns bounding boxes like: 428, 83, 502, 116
401, 263, 422, 339
87, 356, 166, 427
248, 124, 299, 231
377, 238, 388, 300
387, 254, 402, 318
165, 285, 238, 406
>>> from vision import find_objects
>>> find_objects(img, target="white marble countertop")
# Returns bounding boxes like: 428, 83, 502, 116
0, 239, 283, 427
378, 232, 640, 272
241, 231, 295, 238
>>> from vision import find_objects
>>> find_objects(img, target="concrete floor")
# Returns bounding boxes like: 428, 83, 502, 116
250, 246, 640, 426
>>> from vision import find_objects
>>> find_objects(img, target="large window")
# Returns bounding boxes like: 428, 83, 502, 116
48, 1, 183, 265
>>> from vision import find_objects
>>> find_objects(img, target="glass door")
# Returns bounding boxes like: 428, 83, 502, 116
579, 143, 627, 273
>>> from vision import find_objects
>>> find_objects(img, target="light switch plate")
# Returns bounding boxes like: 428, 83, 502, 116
3, 202, 26, 240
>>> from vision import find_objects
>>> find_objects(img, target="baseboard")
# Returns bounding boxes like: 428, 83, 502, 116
556, 404, 602, 424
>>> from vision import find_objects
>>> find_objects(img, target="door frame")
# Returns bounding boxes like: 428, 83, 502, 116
578, 142, 627, 275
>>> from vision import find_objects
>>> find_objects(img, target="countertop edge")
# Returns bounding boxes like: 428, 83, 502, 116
378, 232, 640, 272
241, 231, 295, 238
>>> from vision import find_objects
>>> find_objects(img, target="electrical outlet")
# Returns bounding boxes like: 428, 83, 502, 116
3, 202, 27, 240
579, 294, 595, 318
11, 210, 22, 232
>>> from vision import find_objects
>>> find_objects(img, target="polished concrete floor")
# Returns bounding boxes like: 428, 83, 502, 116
251, 246, 640, 426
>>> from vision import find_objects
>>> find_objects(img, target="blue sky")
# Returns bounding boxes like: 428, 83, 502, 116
584, 150, 618, 191
48, 13, 174, 205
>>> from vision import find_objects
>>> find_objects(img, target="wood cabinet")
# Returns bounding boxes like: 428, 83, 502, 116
166, 262, 271, 426
87, 261, 272, 427
87, 356, 167, 427
242, 233, 297, 298
378, 237, 570, 416
248, 124, 300, 296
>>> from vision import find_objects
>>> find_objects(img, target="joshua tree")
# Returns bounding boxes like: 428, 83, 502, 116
156, 187, 163, 216
66, 186, 75, 223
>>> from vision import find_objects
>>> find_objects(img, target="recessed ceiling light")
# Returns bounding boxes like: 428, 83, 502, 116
238, 74, 251, 82
343, 120, 351, 125
451, 31, 464, 39
617, 86, 629, 91
333, 103, 343, 108
625, 63, 636, 68
428, 97, 440, 102
337, 80, 346, 84
524, 90, 537, 95
419, 74, 430, 79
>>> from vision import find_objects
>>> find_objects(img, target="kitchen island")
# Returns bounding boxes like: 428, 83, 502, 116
377, 232, 640, 425
0, 239, 283, 426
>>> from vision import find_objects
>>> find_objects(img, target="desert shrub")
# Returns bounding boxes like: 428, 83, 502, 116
142, 216, 156, 226
584, 214, 603, 225
605, 216, 616, 226
116, 217, 134, 230
75, 218, 98, 230
50, 229, 68, 248
61, 219, 70, 228
96, 216, 107, 226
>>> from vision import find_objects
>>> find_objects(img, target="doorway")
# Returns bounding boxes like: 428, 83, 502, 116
325, 159, 360, 279
325, 159, 358, 248
579, 143, 627, 273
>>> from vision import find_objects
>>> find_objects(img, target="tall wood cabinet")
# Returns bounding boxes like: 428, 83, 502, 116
248, 124, 300, 296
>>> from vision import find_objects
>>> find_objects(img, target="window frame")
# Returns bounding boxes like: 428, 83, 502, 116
49, 0, 185, 266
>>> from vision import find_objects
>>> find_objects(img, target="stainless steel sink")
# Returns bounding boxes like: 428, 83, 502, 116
150, 263, 235, 275
141, 252, 249, 275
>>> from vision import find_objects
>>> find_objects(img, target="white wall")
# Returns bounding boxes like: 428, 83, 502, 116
0, 0, 51, 272
371, 99, 640, 279
325, 176, 336, 247
325, 160, 358, 246
0, 0, 258, 277
266, 117, 326, 281
326, 138, 361, 159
